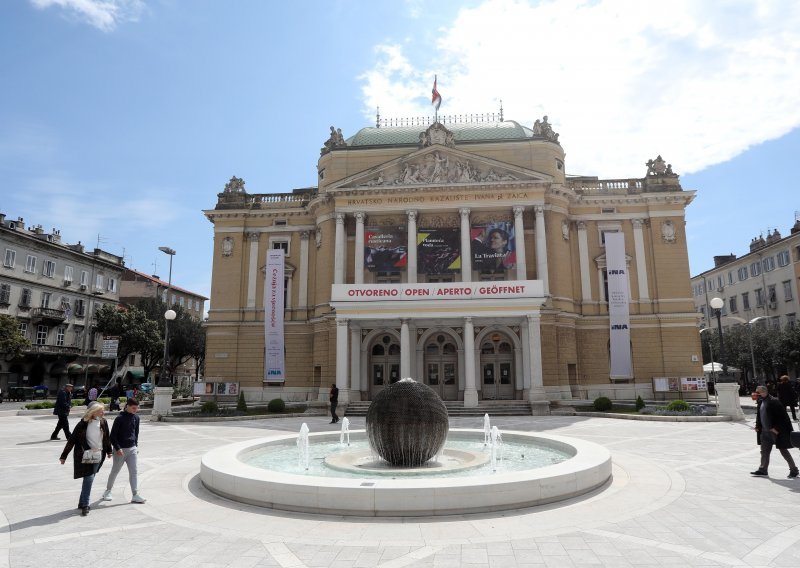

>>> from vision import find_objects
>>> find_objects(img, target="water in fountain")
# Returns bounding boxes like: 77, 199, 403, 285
483, 413, 491, 446
339, 417, 350, 446
489, 425, 503, 472
297, 423, 310, 470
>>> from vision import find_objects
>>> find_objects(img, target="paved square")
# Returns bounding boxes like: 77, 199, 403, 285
2, 409, 799, 567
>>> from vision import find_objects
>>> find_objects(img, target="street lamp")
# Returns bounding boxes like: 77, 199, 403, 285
158, 246, 176, 388
699, 327, 716, 382
709, 297, 730, 381
723, 315, 767, 390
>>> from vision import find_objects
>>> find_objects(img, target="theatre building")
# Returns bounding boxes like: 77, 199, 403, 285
204, 115, 702, 410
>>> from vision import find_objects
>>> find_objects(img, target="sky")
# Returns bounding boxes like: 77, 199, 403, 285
2, 0, 799, 307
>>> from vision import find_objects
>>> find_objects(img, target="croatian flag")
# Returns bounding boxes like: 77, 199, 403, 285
431, 75, 442, 110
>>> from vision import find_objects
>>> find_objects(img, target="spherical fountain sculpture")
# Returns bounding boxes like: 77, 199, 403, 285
366, 379, 448, 467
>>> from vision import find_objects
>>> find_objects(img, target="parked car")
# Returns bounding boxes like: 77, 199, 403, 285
72, 385, 87, 399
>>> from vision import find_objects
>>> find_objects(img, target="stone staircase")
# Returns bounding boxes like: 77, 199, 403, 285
344, 400, 533, 417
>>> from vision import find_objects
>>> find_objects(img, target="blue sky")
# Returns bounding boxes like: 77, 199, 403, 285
2, 0, 799, 306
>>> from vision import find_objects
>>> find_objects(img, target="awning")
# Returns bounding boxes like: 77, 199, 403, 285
124, 367, 145, 380
86, 364, 99, 373
67, 363, 84, 375
99, 365, 111, 373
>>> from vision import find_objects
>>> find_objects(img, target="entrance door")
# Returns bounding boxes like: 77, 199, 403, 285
370, 334, 401, 398
480, 336, 514, 399
423, 334, 459, 400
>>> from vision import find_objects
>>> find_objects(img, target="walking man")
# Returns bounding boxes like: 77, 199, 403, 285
752, 385, 798, 478
329, 383, 339, 424
102, 398, 146, 503
50, 383, 73, 440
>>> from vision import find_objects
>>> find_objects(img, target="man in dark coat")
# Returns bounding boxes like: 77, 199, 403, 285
329, 383, 339, 424
752, 384, 798, 478
50, 384, 74, 440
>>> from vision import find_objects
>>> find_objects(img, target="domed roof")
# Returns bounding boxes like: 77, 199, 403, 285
346, 120, 533, 147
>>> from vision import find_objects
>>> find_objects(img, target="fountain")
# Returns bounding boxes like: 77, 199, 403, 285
201, 379, 612, 516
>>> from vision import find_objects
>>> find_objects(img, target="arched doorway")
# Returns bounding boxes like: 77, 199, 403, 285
480, 334, 514, 400
369, 334, 400, 398
423, 333, 459, 400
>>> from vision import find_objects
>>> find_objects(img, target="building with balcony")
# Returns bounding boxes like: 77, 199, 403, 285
204, 114, 701, 407
0, 214, 124, 393
691, 216, 800, 331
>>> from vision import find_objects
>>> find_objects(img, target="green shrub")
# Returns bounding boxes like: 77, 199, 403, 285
70, 400, 83, 407
98, 397, 111, 404
593, 396, 613, 411
267, 398, 285, 413
635, 395, 645, 411
237, 391, 248, 412
200, 401, 219, 414
666, 399, 690, 412
25, 401, 55, 409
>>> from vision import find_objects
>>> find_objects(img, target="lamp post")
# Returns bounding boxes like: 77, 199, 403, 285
699, 327, 716, 382
158, 246, 176, 387
723, 315, 767, 391
709, 297, 745, 419
709, 297, 728, 379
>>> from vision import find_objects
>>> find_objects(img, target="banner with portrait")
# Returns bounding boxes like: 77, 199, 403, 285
471, 222, 516, 273
365, 227, 407, 272
417, 228, 461, 274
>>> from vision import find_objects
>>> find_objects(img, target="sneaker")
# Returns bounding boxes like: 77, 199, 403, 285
101, 490, 113, 501
131, 493, 147, 504
750, 469, 768, 476
80, 506, 90, 516
789, 469, 799, 478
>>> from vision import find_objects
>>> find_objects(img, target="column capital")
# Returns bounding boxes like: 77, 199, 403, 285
459, 208, 471, 219
406, 210, 418, 221
354, 211, 366, 223
300, 230, 310, 241
246, 231, 260, 242
632, 218, 645, 229
526, 313, 541, 323
400, 318, 409, 325
464, 316, 473, 325
577, 221, 587, 231
513, 205, 525, 218
335, 212, 346, 224
336, 318, 349, 327
534, 205, 544, 216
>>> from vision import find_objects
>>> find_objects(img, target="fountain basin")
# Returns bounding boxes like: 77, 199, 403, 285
200, 429, 612, 516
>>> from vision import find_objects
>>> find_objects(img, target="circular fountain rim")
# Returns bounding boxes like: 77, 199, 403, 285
200, 429, 612, 516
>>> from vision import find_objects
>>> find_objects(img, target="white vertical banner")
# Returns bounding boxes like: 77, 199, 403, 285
605, 232, 632, 378
264, 249, 286, 383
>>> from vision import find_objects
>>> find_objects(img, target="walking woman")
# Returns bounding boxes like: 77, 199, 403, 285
59, 401, 112, 516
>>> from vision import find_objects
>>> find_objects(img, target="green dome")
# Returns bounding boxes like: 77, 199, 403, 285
346, 120, 533, 147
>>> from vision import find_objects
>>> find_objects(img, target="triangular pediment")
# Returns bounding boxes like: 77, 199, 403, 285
329, 145, 553, 191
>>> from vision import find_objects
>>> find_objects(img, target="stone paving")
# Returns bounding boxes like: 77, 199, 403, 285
1, 407, 799, 567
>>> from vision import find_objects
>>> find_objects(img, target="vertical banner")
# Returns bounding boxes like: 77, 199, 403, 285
605, 232, 632, 378
471, 222, 516, 273
264, 249, 286, 383
417, 228, 461, 274
364, 227, 407, 272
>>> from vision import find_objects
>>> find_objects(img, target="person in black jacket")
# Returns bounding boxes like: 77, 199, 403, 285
59, 402, 112, 516
329, 383, 339, 424
50, 384, 73, 440
777, 375, 797, 420
752, 385, 798, 478
101, 398, 146, 503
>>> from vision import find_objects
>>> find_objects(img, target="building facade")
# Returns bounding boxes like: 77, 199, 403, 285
691, 218, 800, 331
0, 214, 124, 393
204, 117, 702, 407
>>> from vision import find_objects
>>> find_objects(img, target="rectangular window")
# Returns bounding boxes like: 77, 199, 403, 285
80, 270, 88, 286
36, 325, 48, 345
376, 272, 401, 284
755, 288, 765, 306
763, 256, 775, 272
717, 276, 724, 289
25, 255, 36, 273
19, 288, 32, 307
742, 292, 750, 310
3, 249, 15, 268
56, 326, 65, 346
729, 296, 738, 313
750, 261, 762, 277
770, 316, 781, 329
74, 299, 85, 317
708, 279, 715, 291
195, 300, 200, 311
129, 354, 136, 365
0, 283, 10, 304
728, 271, 734, 285
64, 265, 73, 283
700, 281, 706, 293
95, 274, 104, 290
777, 250, 790, 267
788, 313, 797, 328
18, 322, 27, 337
41, 292, 51, 308
738, 267, 748, 281
171, 294, 176, 305
161, 290, 167, 303
271, 240, 289, 255
179, 296, 185, 307
599, 228, 619, 247
89, 329, 96, 350
107, 277, 116, 293
768, 285, 777, 304
42, 259, 56, 278
784, 280, 793, 301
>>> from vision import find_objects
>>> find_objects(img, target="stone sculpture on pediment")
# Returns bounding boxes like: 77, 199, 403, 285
321, 126, 347, 155
224, 176, 245, 193
419, 122, 456, 148
646, 155, 677, 177
532, 115, 560, 144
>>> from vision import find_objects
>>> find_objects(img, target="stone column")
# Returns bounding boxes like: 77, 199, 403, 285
632, 218, 650, 302
354, 212, 365, 285
715, 382, 745, 420
520, 322, 532, 392
513, 206, 527, 281
577, 222, 591, 302
400, 319, 411, 378
349, 325, 361, 400
246, 232, 260, 308
460, 208, 472, 281
406, 210, 418, 283
463, 317, 478, 407
527, 313, 549, 414
334, 213, 345, 285
534, 206, 549, 295
298, 231, 310, 310
335, 318, 350, 403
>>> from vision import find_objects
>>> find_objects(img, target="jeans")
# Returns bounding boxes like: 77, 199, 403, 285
106, 447, 139, 493
79, 464, 100, 507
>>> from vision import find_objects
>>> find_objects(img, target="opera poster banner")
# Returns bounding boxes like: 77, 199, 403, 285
365, 227, 407, 272
264, 249, 286, 383
471, 222, 516, 273
417, 228, 461, 274
605, 232, 633, 378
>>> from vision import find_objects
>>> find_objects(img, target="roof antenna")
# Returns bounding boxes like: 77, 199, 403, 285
376, 106, 380, 129
499, 99, 504, 122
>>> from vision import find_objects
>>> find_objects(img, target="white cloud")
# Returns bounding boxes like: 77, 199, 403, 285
360, 0, 800, 177
30, 0, 145, 32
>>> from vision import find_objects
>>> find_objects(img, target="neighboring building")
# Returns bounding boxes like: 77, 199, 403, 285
691, 217, 800, 331
117, 268, 208, 384
204, 114, 701, 406
0, 214, 124, 393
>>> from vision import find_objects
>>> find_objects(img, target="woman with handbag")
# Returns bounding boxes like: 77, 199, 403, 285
59, 401, 112, 516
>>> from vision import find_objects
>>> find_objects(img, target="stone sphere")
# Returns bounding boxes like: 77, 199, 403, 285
366, 378, 449, 467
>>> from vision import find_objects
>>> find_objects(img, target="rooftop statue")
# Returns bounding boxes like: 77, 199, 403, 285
646, 155, 678, 177
321, 126, 347, 155
532, 115, 559, 143
223, 176, 246, 193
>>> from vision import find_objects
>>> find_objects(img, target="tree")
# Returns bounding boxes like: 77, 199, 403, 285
165, 306, 206, 379
0, 314, 30, 358
95, 305, 163, 382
